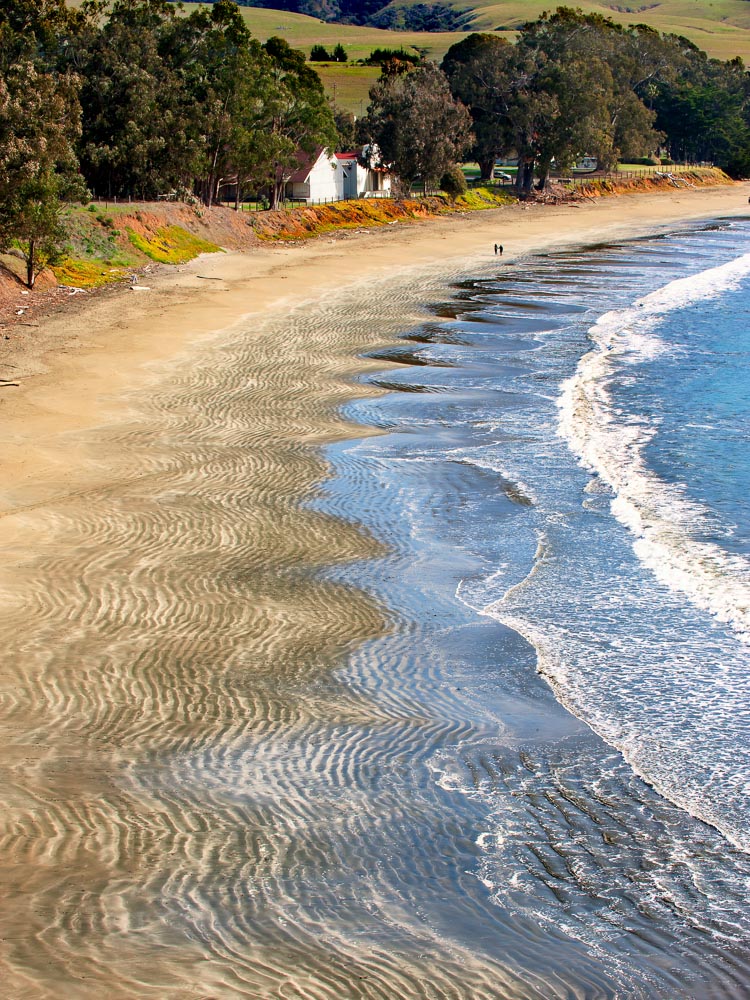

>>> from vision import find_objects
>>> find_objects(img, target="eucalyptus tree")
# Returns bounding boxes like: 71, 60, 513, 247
652, 43, 750, 173
443, 10, 666, 192
163, 0, 264, 206
0, 0, 88, 68
362, 60, 473, 191
74, 0, 200, 199
0, 13, 85, 286
259, 36, 338, 209
443, 25, 605, 191
441, 33, 515, 180
511, 10, 641, 185
222, 46, 284, 209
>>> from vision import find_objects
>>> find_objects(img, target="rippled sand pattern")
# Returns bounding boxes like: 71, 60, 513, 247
0, 269, 553, 999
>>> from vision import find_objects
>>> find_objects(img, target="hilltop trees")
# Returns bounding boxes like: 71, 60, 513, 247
309, 43, 346, 61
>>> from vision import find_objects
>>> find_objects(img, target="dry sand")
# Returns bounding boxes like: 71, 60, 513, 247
2, 182, 749, 518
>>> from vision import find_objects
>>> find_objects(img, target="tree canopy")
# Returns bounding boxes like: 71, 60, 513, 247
360, 60, 472, 189
442, 8, 750, 189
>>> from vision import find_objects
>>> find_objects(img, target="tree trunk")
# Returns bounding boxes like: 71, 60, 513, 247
270, 179, 284, 211
515, 159, 525, 192
536, 159, 551, 190
522, 160, 535, 193
26, 240, 35, 290
515, 158, 535, 194
478, 156, 495, 181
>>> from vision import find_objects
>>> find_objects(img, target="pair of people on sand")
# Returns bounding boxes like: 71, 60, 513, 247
494, 244, 503, 255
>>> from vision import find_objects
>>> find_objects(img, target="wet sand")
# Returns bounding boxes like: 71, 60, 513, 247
3, 183, 750, 516
1, 184, 749, 998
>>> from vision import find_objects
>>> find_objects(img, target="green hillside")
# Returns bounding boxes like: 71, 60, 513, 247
201, 0, 750, 62
448, 0, 750, 61
179, 4, 472, 60
69, 2, 750, 112
170, 0, 750, 113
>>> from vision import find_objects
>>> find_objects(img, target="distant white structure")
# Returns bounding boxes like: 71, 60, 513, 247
285, 144, 392, 204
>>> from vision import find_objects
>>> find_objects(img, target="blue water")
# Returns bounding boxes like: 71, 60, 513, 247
630, 285, 750, 557
324, 218, 750, 992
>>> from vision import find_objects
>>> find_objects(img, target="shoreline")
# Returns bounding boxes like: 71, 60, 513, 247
1, 182, 750, 997
2, 182, 750, 517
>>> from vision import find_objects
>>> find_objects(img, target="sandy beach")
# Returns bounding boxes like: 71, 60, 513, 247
2, 182, 750, 999
3, 182, 750, 517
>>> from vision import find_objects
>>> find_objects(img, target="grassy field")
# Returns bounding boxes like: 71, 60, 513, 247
210, 0, 750, 62
180, 5, 472, 60
388, 0, 750, 60
174, 0, 750, 112
312, 64, 382, 116
71, 2, 750, 112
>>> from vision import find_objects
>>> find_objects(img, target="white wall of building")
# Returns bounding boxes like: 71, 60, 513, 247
289, 151, 341, 202
289, 150, 393, 203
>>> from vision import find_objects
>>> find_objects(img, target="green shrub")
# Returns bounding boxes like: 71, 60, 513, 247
440, 165, 468, 199
363, 47, 420, 66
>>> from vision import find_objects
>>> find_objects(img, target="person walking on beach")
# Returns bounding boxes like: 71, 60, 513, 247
494, 244, 503, 255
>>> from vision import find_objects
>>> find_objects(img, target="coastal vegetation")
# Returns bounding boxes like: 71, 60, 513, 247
440, 9, 750, 188
1, 0, 749, 286
125, 224, 221, 262
41, 168, 730, 292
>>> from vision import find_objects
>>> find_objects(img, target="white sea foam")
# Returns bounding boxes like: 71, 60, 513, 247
497, 609, 750, 854
558, 254, 750, 640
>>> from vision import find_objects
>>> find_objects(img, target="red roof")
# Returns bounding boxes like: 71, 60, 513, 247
285, 148, 369, 184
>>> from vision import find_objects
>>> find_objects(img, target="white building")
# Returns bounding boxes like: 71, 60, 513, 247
285, 145, 392, 204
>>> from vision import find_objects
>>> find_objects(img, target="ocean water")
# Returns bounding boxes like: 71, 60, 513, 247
320, 218, 750, 995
